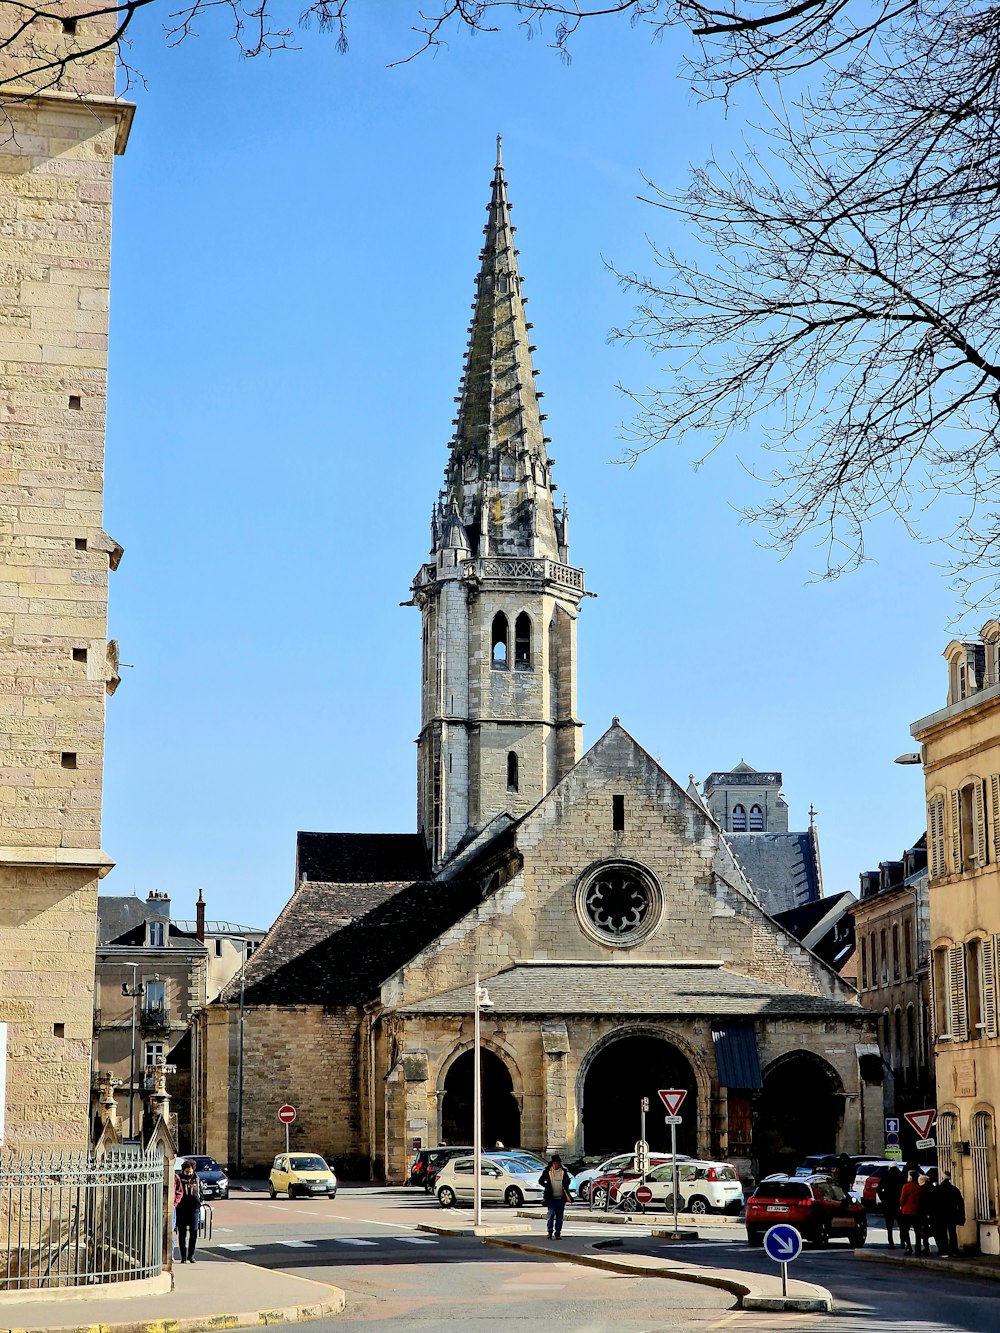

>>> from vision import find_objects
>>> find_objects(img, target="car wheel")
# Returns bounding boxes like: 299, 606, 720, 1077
662, 1193, 678, 1214
578, 1181, 591, 1203
591, 1186, 609, 1210
505, 1186, 524, 1208
438, 1186, 456, 1208
268, 1182, 277, 1199
848, 1227, 866, 1248
688, 1196, 710, 1216
814, 1221, 831, 1248
747, 1229, 764, 1248
221, 1188, 229, 1200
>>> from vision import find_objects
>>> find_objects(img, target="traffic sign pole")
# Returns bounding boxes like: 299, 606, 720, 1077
671, 1117, 678, 1232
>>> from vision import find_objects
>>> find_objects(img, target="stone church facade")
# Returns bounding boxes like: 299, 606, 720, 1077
197, 146, 879, 1181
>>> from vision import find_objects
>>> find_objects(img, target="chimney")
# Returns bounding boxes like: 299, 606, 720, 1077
195, 888, 206, 944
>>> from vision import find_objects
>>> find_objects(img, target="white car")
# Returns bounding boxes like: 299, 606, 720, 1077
638, 1159, 745, 1215
575, 1151, 682, 1203
436, 1154, 546, 1208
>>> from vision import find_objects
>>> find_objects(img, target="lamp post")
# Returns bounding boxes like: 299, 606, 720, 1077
472, 974, 493, 1228
237, 939, 248, 1178
121, 964, 144, 1141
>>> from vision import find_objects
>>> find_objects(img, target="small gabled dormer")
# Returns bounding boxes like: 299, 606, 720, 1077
944, 639, 986, 705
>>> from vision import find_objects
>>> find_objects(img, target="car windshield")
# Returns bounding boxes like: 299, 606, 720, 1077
495, 1157, 533, 1175
813, 1180, 848, 1201
193, 1158, 220, 1172
289, 1156, 329, 1172
754, 1180, 810, 1200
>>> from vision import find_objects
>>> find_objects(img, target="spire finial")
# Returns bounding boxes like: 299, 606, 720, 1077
496, 133, 503, 170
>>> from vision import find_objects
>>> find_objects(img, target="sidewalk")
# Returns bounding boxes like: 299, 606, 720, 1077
0, 1255, 345, 1333
856, 1244, 1000, 1283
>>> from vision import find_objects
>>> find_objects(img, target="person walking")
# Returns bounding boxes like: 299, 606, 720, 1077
899, 1168, 922, 1254
174, 1159, 202, 1264
876, 1165, 904, 1249
539, 1154, 573, 1240
834, 1155, 855, 1195
918, 1174, 940, 1254
938, 1172, 966, 1255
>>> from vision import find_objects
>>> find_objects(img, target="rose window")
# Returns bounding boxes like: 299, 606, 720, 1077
576, 862, 661, 946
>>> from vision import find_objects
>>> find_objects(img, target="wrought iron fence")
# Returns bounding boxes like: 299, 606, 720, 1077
0, 1147, 164, 1290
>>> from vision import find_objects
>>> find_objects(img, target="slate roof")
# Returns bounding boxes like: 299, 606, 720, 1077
296, 832, 430, 885
726, 831, 821, 914
222, 875, 486, 1007
398, 961, 861, 1019
97, 894, 152, 945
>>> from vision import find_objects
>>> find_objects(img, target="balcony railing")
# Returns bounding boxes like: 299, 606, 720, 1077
139, 1004, 168, 1031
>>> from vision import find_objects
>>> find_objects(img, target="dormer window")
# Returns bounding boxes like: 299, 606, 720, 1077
491, 612, 509, 668
731, 805, 747, 832
148, 920, 164, 948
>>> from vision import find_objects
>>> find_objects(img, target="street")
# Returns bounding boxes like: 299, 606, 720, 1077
188, 1185, 1000, 1331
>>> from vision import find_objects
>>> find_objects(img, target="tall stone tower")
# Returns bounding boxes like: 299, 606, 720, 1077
0, 8, 132, 1151
411, 142, 586, 868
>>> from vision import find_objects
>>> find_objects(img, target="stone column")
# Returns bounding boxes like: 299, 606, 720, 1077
541, 1023, 571, 1153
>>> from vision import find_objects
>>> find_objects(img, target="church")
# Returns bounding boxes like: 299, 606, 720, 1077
196, 146, 878, 1181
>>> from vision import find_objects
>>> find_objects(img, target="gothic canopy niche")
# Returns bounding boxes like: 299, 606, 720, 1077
575, 860, 663, 947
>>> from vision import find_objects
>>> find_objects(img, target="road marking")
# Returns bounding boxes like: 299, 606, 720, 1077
278, 1239, 315, 1248
327, 1213, 420, 1231
505, 1283, 567, 1291
396, 1236, 438, 1244
335, 1237, 378, 1246
217, 1243, 254, 1251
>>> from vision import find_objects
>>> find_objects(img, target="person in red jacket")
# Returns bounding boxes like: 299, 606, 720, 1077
899, 1169, 923, 1255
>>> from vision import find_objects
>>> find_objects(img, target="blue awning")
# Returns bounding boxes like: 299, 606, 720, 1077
712, 1023, 762, 1090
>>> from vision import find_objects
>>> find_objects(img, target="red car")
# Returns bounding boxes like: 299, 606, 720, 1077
745, 1174, 868, 1248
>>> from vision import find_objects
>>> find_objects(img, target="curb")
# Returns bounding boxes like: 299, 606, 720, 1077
0, 1295, 346, 1333
856, 1248, 1000, 1282
519, 1208, 744, 1228
482, 1236, 832, 1313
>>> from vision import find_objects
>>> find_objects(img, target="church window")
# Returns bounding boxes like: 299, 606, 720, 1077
749, 804, 764, 831
507, 752, 519, 792
613, 795, 625, 832
576, 861, 662, 946
514, 613, 532, 667
731, 804, 747, 832
491, 613, 509, 668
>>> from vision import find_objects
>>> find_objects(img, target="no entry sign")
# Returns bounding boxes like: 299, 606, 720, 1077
278, 1104, 297, 1124
634, 1184, 653, 1205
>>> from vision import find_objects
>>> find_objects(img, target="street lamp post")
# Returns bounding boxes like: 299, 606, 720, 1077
121, 964, 144, 1141
237, 939, 248, 1178
472, 974, 493, 1228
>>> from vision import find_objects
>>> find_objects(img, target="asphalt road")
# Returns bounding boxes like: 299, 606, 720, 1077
196, 1186, 1000, 1331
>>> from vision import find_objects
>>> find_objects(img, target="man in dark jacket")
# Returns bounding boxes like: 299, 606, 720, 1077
876, 1166, 904, 1249
937, 1172, 966, 1255
539, 1155, 573, 1239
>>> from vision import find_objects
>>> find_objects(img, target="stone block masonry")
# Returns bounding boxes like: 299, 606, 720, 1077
1, 11, 132, 1152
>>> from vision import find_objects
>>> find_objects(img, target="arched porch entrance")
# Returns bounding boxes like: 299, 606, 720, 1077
754, 1051, 844, 1178
581, 1031, 698, 1157
440, 1047, 521, 1147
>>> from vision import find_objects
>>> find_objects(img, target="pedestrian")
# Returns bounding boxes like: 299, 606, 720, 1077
876, 1165, 904, 1250
899, 1168, 922, 1254
938, 1172, 966, 1256
918, 1173, 941, 1255
174, 1159, 202, 1264
834, 1154, 854, 1195
539, 1154, 573, 1240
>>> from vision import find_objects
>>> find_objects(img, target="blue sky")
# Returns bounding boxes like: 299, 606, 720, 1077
102, 5, 959, 928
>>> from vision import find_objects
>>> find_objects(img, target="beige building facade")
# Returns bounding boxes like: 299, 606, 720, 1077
912, 622, 1000, 1253
0, 7, 131, 1151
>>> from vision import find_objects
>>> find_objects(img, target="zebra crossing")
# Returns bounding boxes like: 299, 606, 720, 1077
215, 1234, 441, 1253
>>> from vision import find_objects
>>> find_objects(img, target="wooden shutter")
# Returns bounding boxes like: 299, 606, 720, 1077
991, 775, 1000, 862
983, 935, 999, 1040
974, 781, 987, 867
949, 942, 969, 1042
951, 789, 963, 872
928, 796, 944, 879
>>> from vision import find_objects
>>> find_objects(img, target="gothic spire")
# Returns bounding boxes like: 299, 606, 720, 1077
440, 139, 561, 560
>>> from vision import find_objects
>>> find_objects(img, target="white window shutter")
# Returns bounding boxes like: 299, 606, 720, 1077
983, 935, 999, 1040
949, 942, 969, 1042
951, 790, 963, 872
992, 776, 1000, 862
974, 781, 987, 867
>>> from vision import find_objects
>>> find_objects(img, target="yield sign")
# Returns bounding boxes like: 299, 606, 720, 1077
904, 1109, 936, 1139
658, 1088, 687, 1116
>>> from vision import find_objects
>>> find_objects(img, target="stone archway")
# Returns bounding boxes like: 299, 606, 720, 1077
440, 1047, 521, 1148
579, 1030, 700, 1157
754, 1050, 844, 1178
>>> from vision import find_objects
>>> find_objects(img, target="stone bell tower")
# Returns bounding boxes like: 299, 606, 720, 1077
411, 141, 586, 868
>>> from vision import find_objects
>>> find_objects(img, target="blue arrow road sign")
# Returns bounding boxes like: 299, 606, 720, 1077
764, 1224, 803, 1265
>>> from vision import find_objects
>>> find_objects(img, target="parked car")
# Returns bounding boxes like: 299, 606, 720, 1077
174, 1155, 229, 1200
268, 1152, 337, 1199
409, 1146, 474, 1189
436, 1155, 545, 1208
575, 1151, 681, 1203
589, 1159, 742, 1214
793, 1153, 871, 1178
853, 1161, 933, 1211
745, 1174, 867, 1247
